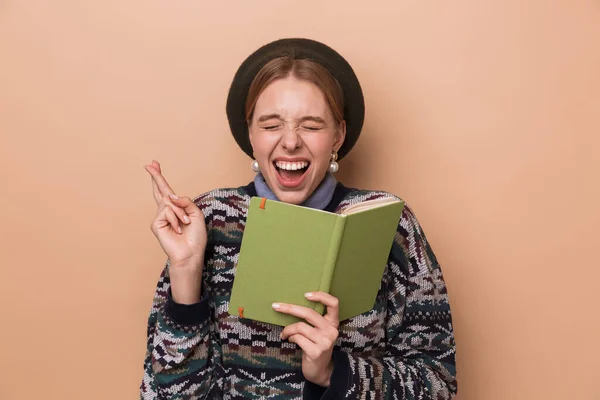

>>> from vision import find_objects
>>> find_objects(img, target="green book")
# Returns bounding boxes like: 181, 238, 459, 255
228, 196, 405, 326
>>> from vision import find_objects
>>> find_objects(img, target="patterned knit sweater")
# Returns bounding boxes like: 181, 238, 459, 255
140, 182, 457, 399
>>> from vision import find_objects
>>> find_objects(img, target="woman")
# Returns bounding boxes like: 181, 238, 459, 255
140, 38, 457, 399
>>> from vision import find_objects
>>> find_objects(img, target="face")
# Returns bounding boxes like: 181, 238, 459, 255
248, 76, 346, 205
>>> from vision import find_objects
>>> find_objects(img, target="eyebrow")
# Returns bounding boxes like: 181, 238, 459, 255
256, 114, 326, 124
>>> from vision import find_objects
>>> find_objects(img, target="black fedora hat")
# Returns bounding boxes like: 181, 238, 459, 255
226, 38, 365, 161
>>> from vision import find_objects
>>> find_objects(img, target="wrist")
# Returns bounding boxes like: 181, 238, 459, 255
169, 259, 204, 304
170, 286, 201, 304
170, 255, 204, 270
313, 360, 334, 387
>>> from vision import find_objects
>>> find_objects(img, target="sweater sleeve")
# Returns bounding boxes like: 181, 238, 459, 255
305, 203, 458, 399
139, 261, 223, 399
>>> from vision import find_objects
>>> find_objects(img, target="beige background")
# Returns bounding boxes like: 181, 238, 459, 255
1, 0, 599, 399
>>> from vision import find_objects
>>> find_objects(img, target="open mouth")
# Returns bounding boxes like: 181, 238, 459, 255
273, 160, 310, 187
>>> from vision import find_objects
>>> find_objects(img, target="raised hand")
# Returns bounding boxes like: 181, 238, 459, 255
144, 160, 207, 304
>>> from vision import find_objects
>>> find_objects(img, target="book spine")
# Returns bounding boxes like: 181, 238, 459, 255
314, 216, 347, 315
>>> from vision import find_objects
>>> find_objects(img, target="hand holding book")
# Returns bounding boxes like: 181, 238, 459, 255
274, 291, 340, 387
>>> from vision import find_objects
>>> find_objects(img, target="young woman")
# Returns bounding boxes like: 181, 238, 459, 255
140, 38, 457, 399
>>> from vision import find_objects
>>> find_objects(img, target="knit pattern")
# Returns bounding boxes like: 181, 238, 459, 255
140, 186, 457, 399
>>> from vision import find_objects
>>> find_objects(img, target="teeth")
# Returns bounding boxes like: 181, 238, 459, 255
275, 161, 309, 170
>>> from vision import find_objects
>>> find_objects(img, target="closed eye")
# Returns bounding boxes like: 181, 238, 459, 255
262, 125, 280, 130
302, 126, 322, 131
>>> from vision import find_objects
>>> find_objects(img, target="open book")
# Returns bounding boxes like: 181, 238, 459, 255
228, 196, 405, 326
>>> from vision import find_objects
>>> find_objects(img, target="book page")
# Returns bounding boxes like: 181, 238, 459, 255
341, 197, 400, 215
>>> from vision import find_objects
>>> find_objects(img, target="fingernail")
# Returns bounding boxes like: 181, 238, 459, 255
177, 226, 182, 234
272, 303, 281, 309
169, 194, 179, 200
304, 292, 314, 298
183, 215, 190, 224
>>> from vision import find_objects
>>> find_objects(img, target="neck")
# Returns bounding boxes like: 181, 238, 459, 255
253, 173, 338, 210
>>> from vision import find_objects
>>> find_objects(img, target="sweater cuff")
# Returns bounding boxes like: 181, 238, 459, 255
303, 350, 351, 399
166, 287, 210, 326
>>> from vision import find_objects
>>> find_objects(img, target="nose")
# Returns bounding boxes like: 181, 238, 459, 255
280, 127, 302, 151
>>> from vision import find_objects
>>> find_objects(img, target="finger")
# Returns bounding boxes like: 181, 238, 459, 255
169, 195, 203, 219
159, 196, 191, 224
287, 334, 316, 356
151, 160, 163, 198
163, 205, 182, 234
151, 204, 176, 233
144, 165, 163, 205
281, 322, 317, 342
145, 164, 176, 200
272, 302, 329, 329
304, 292, 340, 327
145, 166, 164, 205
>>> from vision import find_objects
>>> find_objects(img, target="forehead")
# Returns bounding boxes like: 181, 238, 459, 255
253, 77, 330, 119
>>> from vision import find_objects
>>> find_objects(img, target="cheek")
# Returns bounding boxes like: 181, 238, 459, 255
251, 132, 278, 154
309, 138, 335, 162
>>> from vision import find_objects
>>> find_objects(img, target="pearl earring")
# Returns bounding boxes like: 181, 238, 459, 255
251, 160, 260, 172
329, 151, 339, 173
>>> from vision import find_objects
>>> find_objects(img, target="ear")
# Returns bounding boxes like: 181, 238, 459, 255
248, 124, 255, 153
333, 120, 347, 153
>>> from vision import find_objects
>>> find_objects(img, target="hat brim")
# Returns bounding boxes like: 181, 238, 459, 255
226, 38, 364, 160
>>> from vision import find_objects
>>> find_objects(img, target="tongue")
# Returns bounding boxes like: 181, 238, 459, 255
279, 168, 304, 181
